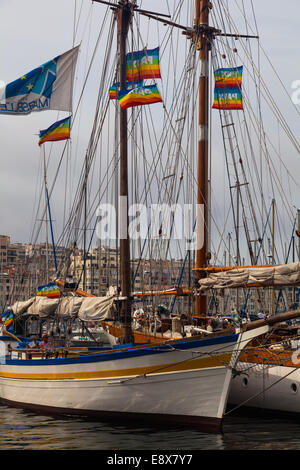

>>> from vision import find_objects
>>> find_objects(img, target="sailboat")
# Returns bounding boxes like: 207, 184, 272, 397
83, 0, 300, 417
0, 0, 299, 432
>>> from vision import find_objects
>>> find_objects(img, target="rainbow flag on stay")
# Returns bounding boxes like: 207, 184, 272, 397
212, 88, 243, 110
37, 282, 61, 299
1, 311, 14, 331
109, 83, 119, 100
212, 66, 243, 110
109, 80, 143, 100
118, 84, 162, 110
38, 115, 71, 146
213, 66, 243, 88
126, 47, 161, 82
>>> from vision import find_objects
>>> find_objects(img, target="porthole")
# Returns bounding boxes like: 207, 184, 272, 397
291, 383, 298, 393
242, 377, 248, 387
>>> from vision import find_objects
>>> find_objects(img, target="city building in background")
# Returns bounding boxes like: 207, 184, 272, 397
0, 234, 296, 318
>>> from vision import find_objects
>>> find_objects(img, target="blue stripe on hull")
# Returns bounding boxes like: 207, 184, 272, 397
3, 333, 239, 367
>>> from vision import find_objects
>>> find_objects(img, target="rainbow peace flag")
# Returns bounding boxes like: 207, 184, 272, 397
109, 80, 143, 100
212, 87, 243, 110
213, 66, 243, 88
212, 66, 243, 110
37, 282, 61, 299
126, 47, 161, 82
118, 84, 162, 110
38, 116, 71, 146
1, 311, 14, 331
109, 83, 119, 100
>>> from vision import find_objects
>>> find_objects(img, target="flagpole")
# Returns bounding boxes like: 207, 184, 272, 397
42, 144, 58, 278
42, 144, 49, 282
38, 118, 72, 279
46, 185, 58, 274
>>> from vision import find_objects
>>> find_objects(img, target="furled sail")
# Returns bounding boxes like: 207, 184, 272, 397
27, 297, 60, 317
56, 296, 83, 317
198, 262, 300, 292
77, 295, 116, 321
8, 298, 35, 315
8, 288, 118, 321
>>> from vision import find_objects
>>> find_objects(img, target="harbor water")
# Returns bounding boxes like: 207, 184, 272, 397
1, 403, 300, 451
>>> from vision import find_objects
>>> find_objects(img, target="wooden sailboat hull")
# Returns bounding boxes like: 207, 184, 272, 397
0, 327, 268, 432
101, 321, 173, 345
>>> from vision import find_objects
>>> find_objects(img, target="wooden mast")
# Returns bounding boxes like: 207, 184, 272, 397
195, 0, 210, 322
271, 198, 275, 313
117, 1, 133, 343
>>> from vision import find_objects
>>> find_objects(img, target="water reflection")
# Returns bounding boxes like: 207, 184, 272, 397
223, 410, 300, 450
0, 404, 223, 450
1, 404, 300, 450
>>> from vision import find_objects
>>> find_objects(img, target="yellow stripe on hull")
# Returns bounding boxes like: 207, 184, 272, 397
0, 353, 232, 381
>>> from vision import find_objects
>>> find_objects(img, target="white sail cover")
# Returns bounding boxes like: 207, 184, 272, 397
198, 262, 300, 292
27, 297, 60, 317
77, 295, 116, 322
8, 297, 35, 315
56, 296, 83, 317
8, 288, 117, 321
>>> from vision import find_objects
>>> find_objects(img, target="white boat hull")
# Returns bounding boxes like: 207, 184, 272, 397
0, 367, 229, 428
229, 362, 300, 414
0, 326, 268, 431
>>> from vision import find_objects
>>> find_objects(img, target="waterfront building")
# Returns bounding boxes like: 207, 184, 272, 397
0, 235, 297, 319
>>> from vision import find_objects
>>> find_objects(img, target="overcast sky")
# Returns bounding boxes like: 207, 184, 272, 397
0, 0, 299, 250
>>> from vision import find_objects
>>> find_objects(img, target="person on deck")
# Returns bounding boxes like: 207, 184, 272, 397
39, 333, 54, 351
27, 336, 39, 349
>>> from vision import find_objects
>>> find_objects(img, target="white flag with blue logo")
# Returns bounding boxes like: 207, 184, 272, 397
0, 46, 79, 115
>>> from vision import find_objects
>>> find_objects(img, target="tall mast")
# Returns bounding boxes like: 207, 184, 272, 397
271, 198, 275, 313
83, 156, 88, 291
117, 1, 133, 342
195, 0, 210, 321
